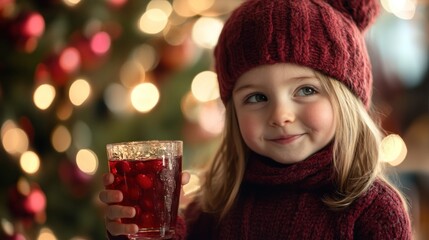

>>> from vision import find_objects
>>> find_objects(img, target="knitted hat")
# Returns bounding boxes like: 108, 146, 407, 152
214, 0, 380, 107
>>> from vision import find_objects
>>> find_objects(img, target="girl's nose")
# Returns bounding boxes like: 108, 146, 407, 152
269, 100, 295, 127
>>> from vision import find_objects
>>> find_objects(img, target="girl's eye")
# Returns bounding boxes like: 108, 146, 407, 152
296, 86, 317, 96
245, 93, 267, 103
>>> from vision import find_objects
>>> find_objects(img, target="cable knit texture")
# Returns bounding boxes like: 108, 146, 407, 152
214, 0, 380, 107
184, 146, 412, 239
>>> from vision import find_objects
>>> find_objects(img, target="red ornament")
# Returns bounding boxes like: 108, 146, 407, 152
7, 182, 46, 220
36, 47, 81, 87
8, 11, 45, 52
69, 31, 111, 70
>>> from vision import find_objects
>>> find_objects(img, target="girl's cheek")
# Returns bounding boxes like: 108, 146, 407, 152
303, 101, 335, 130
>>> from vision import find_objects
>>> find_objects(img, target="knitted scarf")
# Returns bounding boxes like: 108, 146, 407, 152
217, 145, 339, 239
244, 144, 335, 190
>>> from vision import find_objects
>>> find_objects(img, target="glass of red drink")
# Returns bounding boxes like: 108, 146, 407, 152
106, 140, 182, 240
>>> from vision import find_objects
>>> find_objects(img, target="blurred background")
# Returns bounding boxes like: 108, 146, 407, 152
0, 0, 428, 239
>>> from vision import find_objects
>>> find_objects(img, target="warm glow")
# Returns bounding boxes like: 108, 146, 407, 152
191, 71, 219, 102
130, 83, 160, 113
120, 60, 145, 88
34, 84, 56, 110
131, 44, 159, 71
192, 17, 223, 49
76, 149, 98, 175
51, 125, 72, 152
37, 228, 57, 240
69, 78, 91, 106
104, 83, 129, 114
63, 0, 82, 7
20, 151, 40, 174
90, 31, 111, 55
2, 126, 29, 155
59, 47, 80, 73
138, 8, 169, 34
147, 0, 173, 16
380, 134, 407, 166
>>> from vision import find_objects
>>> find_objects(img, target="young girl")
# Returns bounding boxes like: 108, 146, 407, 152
99, 0, 412, 239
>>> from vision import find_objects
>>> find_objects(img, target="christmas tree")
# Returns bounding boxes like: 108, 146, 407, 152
0, 0, 240, 239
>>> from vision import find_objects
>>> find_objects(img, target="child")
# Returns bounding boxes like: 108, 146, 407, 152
99, 0, 413, 239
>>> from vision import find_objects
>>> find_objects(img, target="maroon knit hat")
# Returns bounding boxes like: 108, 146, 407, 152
214, 0, 380, 107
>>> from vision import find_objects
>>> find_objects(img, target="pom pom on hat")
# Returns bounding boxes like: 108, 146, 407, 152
214, 0, 380, 107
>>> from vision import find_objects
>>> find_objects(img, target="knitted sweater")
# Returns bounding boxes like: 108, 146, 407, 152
109, 146, 412, 239
184, 146, 412, 240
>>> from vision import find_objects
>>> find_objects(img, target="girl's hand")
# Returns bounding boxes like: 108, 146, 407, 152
99, 172, 191, 236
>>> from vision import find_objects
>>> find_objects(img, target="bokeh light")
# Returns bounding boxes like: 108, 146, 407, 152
381, 0, 417, 20
69, 78, 91, 106
63, 0, 82, 7
173, 0, 196, 17
138, 8, 169, 34
76, 149, 98, 175
131, 44, 159, 72
191, 17, 223, 49
56, 101, 74, 121
51, 125, 72, 152
20, 151, 40, 174
191, 71, 219, 102
59, 47, 80, 73
23, 12, 45, 37
26, 188, 46, 213
380, 134, 408, 166
33, 84, 56, 110
147, 0, 173, 16
37, 227, 57, 240
1, 218, 14, 237
1, 122, 29, 156
90, 31, 111, 55
120, 60, 145, 88
188, 0, 215, 14
197, 100, 224, 135
130, 82, 160, 113
104, 83, 129, 114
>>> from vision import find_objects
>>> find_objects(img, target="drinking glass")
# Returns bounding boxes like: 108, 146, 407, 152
106, 140, 182, 240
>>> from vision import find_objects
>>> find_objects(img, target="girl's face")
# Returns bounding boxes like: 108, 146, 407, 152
232, 63, 336, 164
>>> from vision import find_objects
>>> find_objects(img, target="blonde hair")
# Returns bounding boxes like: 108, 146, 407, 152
198, 71, 407, 218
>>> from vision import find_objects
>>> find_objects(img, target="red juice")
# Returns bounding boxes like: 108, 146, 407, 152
107, 156, 182, 235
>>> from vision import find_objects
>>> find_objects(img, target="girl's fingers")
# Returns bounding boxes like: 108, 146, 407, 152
106, 221, 138, 236
99, 190, 123, 204
181, 171, 190, 186
106, 205, 136, 220
102, 173, 114, 186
